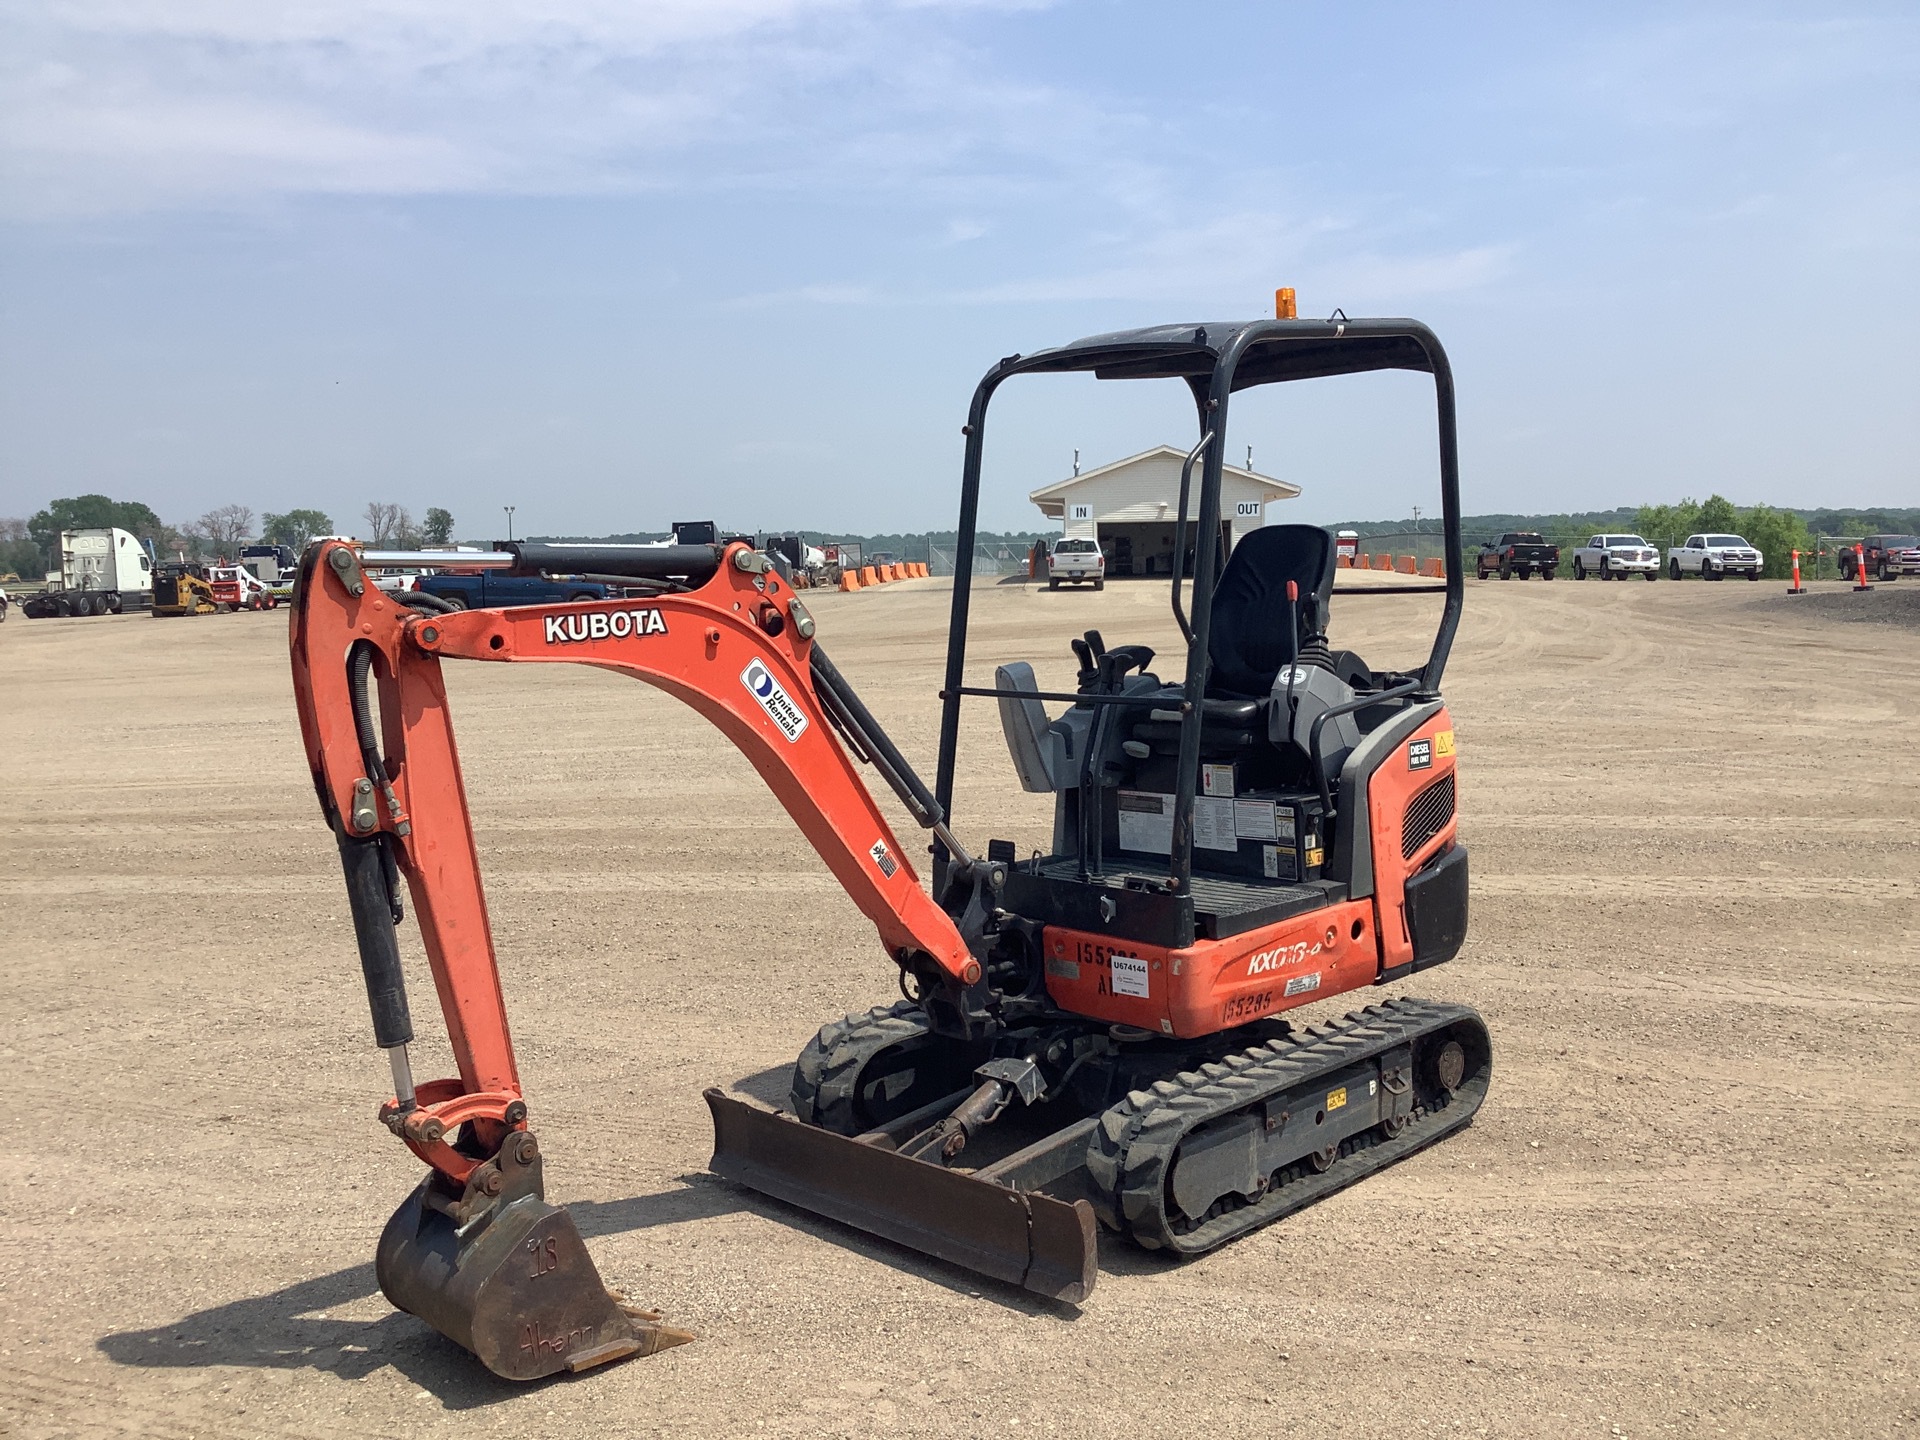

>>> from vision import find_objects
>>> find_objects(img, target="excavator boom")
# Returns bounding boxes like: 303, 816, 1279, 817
288, 537, 981, 1378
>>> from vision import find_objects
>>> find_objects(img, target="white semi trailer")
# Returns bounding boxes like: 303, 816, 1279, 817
22, 528, 155, 617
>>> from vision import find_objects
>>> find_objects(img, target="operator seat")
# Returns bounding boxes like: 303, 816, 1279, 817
1205, 523, 1338, 699
1132, 520, 1363, 782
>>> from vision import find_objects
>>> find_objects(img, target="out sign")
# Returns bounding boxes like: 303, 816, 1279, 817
1068, 503, 1093, 522
1235, 501, 1264, 518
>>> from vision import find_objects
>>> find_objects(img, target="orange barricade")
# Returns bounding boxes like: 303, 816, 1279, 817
885, 564, 900, 582
839, 571, 861, 591
1421, 558, 1443, 578
1374, 554, 1394, 571
860, 566, 879, 586
1396, 555, 1417, 574
915, 562, 928, 577
1337, 555, 1352, 568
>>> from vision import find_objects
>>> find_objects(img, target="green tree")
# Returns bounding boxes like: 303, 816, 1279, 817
1735, 503, 1812, 580
1634, 499, 1701, 553
0, 518, 42, 580
1696, 494, 1739, 534
262, 508, 334, 548
422, 507, 454, 546
27, 495, 166, 556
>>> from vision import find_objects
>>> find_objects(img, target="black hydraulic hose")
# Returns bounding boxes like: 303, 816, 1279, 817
396, 589, 458, 614
810, 644, 945, 829
347, 642, 386, 780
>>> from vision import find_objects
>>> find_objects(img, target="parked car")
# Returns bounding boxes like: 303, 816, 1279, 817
1046, 536, 1105, 590
1838, 534, 1920, 583
1572, 533, 1660, 581
1475, 532, 1559, 580
369, 569, 423, 595
416, 572, 615, 609
1667, 534, 1763, 580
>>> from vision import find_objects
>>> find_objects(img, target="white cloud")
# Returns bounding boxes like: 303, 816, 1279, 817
0, 0, 1048, 214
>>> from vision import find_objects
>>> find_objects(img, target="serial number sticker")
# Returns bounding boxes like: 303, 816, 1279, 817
1109, 955, 1150, 999
1326, 1086, 1348, 1112
1434, 729, 1456, 757
1283, 971, 1321, 997
1044, 957, 1079, 981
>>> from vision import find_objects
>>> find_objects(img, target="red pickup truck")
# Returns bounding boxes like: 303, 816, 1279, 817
1839, 535, 1920, 582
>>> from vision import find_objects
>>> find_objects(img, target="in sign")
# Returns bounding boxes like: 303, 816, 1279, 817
1068, 503, 1093, 522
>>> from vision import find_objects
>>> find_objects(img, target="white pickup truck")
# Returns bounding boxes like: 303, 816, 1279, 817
1667, 533, 1763, 581
1046, 536, 1105, 591
1572, 533, 1660, 581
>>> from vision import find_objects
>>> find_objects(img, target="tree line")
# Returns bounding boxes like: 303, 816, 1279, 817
0, 495, 457, 581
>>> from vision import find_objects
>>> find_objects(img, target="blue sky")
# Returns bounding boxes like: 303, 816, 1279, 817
2, 1, 1915, 537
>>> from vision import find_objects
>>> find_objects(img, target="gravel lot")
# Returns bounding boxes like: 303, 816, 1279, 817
2, 573, 1914, 1439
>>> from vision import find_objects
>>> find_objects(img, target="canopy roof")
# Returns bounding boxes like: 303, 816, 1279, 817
1002, 317, 1438, 393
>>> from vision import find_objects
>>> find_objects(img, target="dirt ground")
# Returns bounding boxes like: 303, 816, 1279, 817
2, 572, 1915, 1439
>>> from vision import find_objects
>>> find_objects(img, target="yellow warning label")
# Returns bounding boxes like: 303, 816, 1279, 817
1326, 1086, 1348, 1112
1434, 729, 1456, 757
1306, 848, 1325, 868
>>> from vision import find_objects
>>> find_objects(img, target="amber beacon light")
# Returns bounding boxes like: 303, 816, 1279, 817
1274, 286, 1298, 319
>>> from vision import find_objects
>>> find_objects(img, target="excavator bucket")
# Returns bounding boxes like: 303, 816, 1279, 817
376, 1181, 692, 1382
705, 1089, 1098, 1304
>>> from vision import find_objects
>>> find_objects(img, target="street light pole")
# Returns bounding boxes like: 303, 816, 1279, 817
504, 505, 516, 543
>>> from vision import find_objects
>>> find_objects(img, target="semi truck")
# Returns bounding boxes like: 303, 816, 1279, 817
21, 528, 154, 617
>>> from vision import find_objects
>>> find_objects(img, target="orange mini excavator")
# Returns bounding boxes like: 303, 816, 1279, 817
290, 309, 1490, 1381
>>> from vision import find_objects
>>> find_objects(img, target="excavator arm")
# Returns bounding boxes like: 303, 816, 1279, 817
288, 538, 977, 1378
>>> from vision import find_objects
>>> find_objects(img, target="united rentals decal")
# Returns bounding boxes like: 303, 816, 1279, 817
742, 659, 809, 742
542, 607, 668, 644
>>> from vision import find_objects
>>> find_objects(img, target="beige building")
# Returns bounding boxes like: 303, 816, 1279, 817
1028, 446, 1301, 578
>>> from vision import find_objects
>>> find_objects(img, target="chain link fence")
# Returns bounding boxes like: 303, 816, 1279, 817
928, 542, 1036, 578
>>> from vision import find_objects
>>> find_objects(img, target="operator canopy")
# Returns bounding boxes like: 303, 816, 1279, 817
1003, 318, 1438, 392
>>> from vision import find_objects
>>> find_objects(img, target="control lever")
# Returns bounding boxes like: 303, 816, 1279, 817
1070, 637, 1098, 693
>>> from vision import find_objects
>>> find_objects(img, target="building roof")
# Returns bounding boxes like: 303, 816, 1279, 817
1028, 445, 1302, 505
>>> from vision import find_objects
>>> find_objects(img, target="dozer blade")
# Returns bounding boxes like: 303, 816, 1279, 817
705, 1088, 1097, 1304
376, 1181, 693, 1381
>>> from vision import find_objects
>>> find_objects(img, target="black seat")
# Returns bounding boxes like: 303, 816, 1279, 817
1205, 524, 1337, 699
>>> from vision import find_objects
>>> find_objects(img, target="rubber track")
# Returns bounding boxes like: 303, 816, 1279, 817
788, 1001, 931, 1133
1087, 997, 1490, 1254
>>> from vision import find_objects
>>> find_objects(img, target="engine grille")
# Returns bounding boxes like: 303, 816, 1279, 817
1402, 773, 1456, 860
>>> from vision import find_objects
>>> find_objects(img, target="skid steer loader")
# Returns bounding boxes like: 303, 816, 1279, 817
289, 305, 1488, 1380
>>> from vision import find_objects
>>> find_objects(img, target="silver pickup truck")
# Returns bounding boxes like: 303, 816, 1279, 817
1667, 533, 1763, 580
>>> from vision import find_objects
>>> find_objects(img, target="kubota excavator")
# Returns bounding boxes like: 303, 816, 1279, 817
289, 304, 1490, 1382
